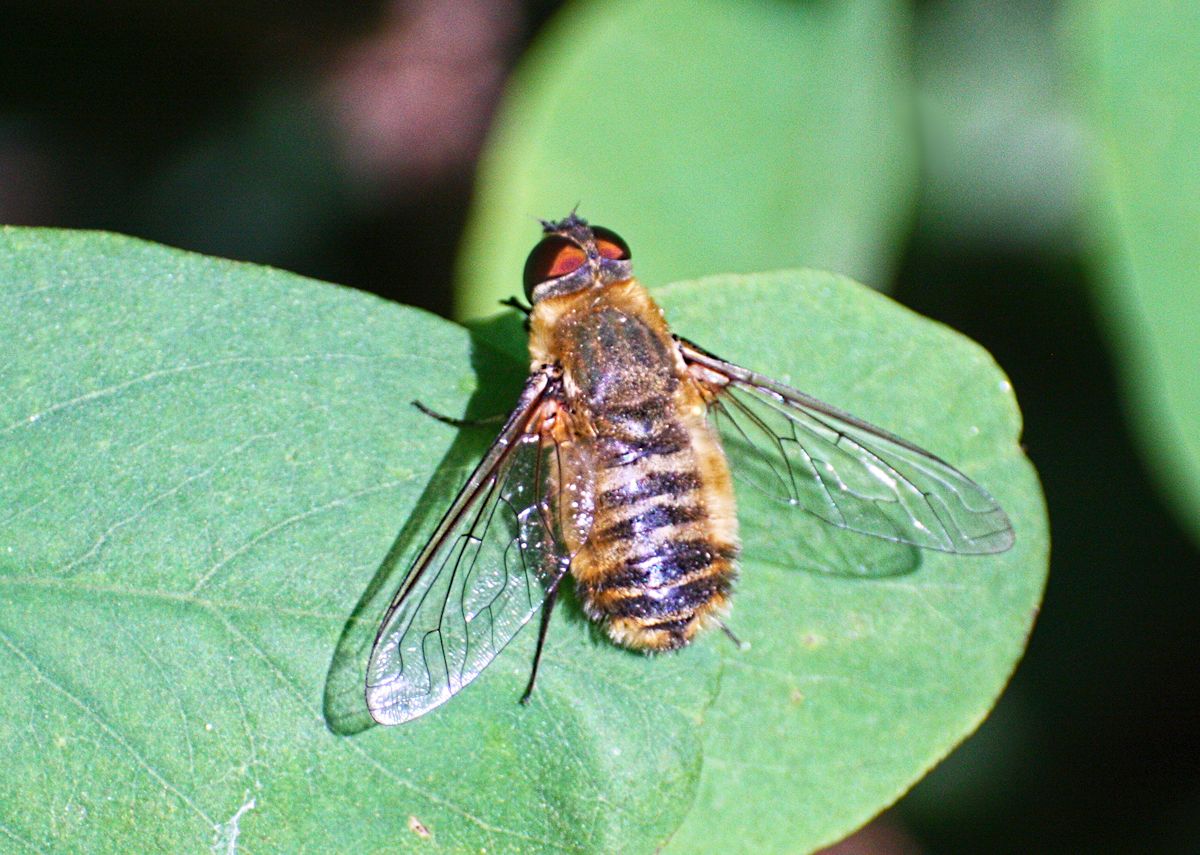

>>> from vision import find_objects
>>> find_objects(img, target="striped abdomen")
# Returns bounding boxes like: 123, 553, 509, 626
558, 303, 739, 651
575, 441, 739, 650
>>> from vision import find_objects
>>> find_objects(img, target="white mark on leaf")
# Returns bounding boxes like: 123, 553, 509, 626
408, 815, 432, 839
211, 796, 255, 855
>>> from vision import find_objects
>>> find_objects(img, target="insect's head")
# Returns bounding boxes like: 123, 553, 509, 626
522, 213, 632, 304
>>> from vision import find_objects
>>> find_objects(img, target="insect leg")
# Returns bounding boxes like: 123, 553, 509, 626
499, 296, 533, 333
412, 400, 506, 428
499, 296, 532, 316
519, 583, 561, 705
716, 619, 749, 651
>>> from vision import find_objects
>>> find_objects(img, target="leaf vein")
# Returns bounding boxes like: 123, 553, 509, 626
113, 620, 199, 780
0, 626, 215, 828
0, 575, 358, 623
0, 820, 47, 854
0, 353, 419, 436
51, 432, 277, 578
188, 478, 407, 594
206, 608, 582, 852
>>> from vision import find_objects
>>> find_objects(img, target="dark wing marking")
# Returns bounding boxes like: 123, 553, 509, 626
366, 371, 575, 725
678, 338, 1015, 555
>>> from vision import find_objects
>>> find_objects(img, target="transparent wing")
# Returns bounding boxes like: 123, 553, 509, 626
366, 373, 576, 725
679, 339, 1015, 555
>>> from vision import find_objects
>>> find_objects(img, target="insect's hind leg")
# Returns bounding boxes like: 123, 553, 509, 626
412, 400, 505, 428
716, 619, 750, 652
520, 584, 561, 705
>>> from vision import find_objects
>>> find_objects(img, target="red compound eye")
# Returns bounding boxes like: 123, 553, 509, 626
523, 236, 587, 298
591, 225, 631, 261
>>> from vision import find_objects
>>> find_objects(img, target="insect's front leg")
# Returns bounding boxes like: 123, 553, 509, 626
499, 296, 532, 316
412, 400, 506, 428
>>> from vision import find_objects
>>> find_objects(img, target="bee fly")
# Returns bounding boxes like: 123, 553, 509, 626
366, 213, 1014, 725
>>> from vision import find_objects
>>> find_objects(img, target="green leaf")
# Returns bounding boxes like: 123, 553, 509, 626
915, 0, 1081, 249
0, 229, 1045, 853
456, 0, 916, 320
1067, 0, 1200, 543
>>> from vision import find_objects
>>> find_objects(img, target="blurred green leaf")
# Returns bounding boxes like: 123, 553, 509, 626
1067, 0, 1200, 543
0, 230, 1044, 853
456, 0, 916, 320
915, 0, 1083, 250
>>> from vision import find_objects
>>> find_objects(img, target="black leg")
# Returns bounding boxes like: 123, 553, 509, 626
412, 400, 504, 428
499, 296, 532, 316
717, 619, 748, 651
520, 585, 561, 705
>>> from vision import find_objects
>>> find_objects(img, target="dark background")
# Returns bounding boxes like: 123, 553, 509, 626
3, 2, 1197, 852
